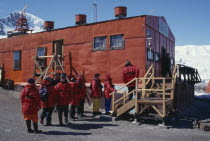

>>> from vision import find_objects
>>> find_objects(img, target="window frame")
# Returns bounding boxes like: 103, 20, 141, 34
37, 47, 46, 68
93, 36, 107, 51
13, 50, 21, 70
110, 34, 124, 50
37, 47, 46, 57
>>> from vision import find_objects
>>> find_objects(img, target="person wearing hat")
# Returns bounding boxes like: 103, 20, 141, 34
55, 73, 70, 125
77, 74, 87, 118
20, 78, 42, 134
69, 77, 80, 121
39, 76, 56, 126
122, 60, 139, 101
90, 73, 103, 115
104, 74, 116, 115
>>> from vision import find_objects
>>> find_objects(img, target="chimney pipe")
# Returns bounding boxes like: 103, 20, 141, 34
44, 21, 54, 31
75, 14, 87, 25
114, 6, 127, 19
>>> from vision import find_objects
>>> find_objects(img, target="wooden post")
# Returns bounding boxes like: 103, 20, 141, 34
135, 78, 138, 114
162, 78, 166, 117
57, 55, 70, 83
112, 92, 115, 113
142, 78, 146, 98
123, 91, 126, 105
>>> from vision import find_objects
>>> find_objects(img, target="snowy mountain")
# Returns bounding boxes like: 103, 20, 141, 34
0, 11, 44, 38
175, 45, 210, 80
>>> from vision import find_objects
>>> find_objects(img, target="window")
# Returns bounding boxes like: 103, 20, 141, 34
13, 50, 21, 70
110, 34, 124, 49
54, 40, 63, 64
93, 36, 106, 51
147, 48, 154, 61
155, 52, 160, 63
37, 47, 46, 68
37, 47, 45, 56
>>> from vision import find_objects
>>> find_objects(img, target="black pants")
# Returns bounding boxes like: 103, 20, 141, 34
128, 86, 135, 101
162, 68, 172, 77
69, 105, 77, 118
77, 99, 85, 116
57, 105, 68, 123
40, 107, 54, 124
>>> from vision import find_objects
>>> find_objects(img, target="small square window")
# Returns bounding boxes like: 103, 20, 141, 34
110, 34, 124, 49
37, 47, 45, 56
93, 36, 106, 51
147, 48, 154, 61
13, 50, 21, 70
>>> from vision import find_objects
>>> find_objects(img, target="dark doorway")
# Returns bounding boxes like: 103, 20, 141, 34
53, 40, 63, 69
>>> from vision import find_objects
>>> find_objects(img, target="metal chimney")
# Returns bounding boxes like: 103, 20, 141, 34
44, 21, 54, 31
114, 6, 127, 19
75, 14, 87, 25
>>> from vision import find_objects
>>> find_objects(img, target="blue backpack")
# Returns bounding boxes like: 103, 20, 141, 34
39, 86, 48, 101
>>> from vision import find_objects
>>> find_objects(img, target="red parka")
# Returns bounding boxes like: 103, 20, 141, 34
91, 79, 102, 99
55, 82, 70, 106
77, 75, 87, 100
104, 74, 115, 99
69, 82, 80, 106
40, 80, 56, 108
20, 84, 40, 115
122, 65, 139, 87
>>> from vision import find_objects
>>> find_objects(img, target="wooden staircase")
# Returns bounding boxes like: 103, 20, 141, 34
110, 65, 177, 119
116, 99, 135, 117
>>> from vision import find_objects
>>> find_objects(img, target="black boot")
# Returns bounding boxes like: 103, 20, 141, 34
26, 120, 34, 133
58, 111, 63, 125
33, 123, 42, 134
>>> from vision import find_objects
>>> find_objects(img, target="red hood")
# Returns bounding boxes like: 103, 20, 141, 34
104, 74, 112, 81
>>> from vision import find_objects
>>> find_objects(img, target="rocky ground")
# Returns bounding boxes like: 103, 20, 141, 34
0, 88, 210, 141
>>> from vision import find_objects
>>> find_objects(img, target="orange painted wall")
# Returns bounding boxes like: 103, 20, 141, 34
0, 15, 175, 84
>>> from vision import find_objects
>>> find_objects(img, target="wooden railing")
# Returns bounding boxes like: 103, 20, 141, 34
110, 64, 179, 118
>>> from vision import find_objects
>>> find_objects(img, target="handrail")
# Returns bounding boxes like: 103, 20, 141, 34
110, 78, 139, 96
144, 65, 154, 77
114, 89, 136, 104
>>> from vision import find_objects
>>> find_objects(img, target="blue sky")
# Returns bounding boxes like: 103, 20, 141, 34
0, 0, 209, 46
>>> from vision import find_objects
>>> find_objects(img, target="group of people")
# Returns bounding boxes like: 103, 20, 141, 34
20, 58, 173, 134
20, 60, 141, 134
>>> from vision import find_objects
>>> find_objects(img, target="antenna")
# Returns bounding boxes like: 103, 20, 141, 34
93, 3, 97, 22
21, 5, 28, 17
149, 9, 155, 15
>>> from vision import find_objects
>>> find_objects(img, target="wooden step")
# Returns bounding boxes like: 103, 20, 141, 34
138, 97, 173, 105
116, 99, 135, 117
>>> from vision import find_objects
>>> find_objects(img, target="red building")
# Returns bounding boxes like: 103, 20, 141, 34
0, 7, 175, 85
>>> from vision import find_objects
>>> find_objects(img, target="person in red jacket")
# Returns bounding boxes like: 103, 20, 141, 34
77, 74, 87, 118
55, 73, 70, 125
122, 60, 139, 101
104, 74, 116, 115
40, 76, 56, 126
20, 78, 42, 134
91, 73, 103, 115
69, 78, 80, 121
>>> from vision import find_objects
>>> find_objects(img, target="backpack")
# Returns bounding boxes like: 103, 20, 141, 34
39, 86, 48, 101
